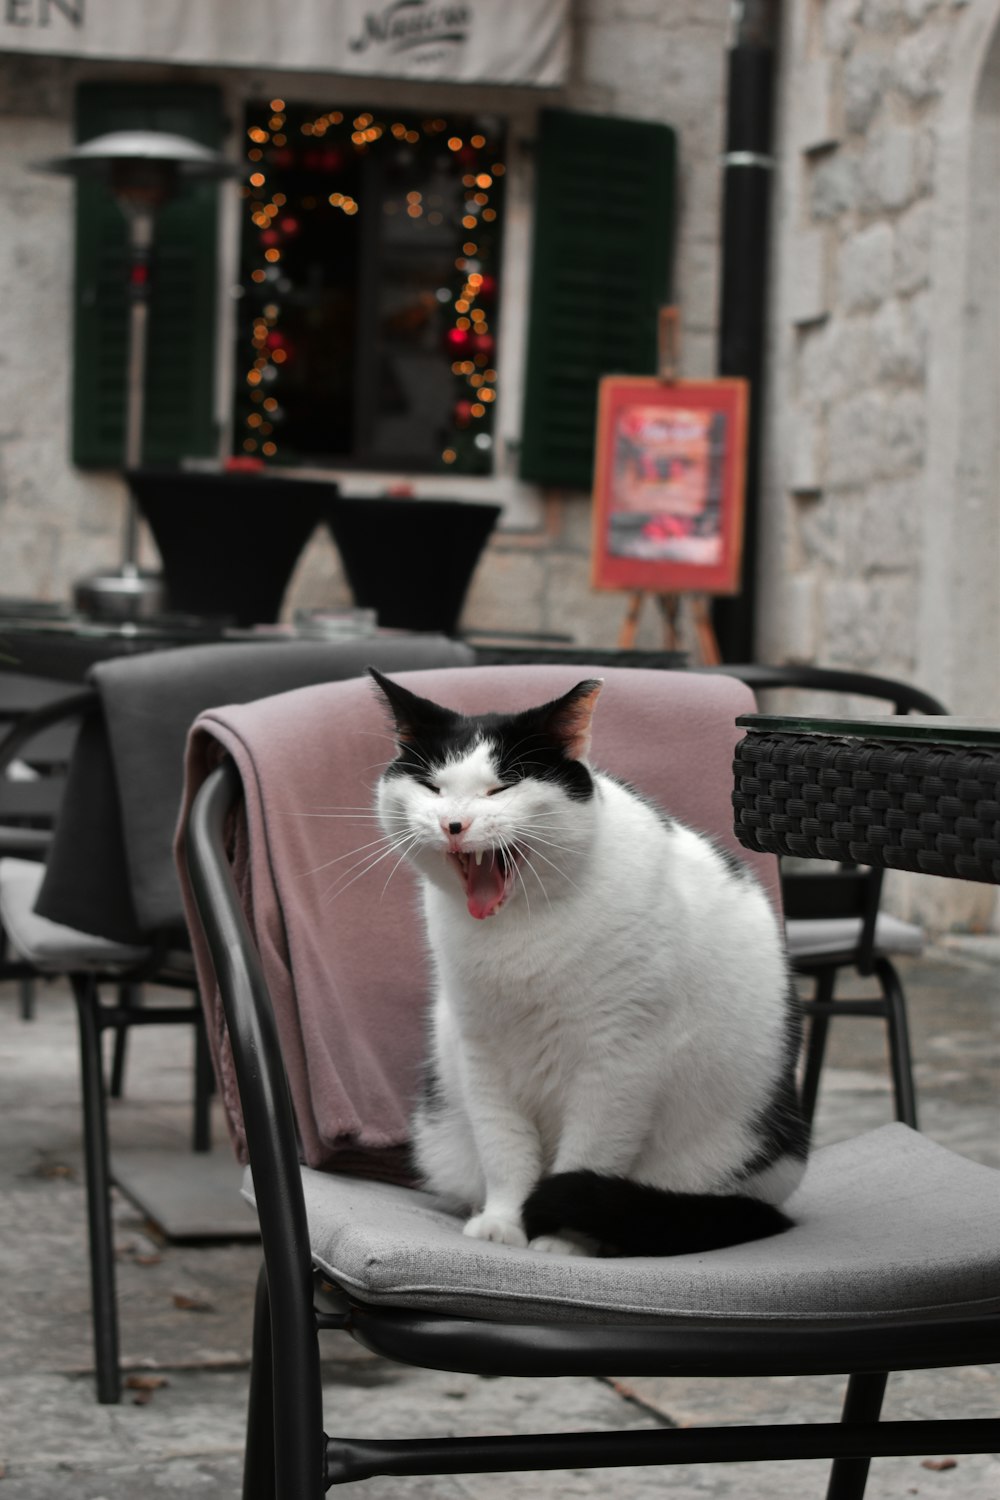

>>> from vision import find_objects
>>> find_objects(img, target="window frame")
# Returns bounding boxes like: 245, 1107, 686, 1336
215, 81, 544, 523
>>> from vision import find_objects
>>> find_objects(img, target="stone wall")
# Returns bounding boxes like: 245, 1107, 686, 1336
757, 0, 1000, 932
758, 0, 994, 691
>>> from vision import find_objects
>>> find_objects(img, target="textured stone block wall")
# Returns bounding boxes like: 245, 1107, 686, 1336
758, 0, 969, 680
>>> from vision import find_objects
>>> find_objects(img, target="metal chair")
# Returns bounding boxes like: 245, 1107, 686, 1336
179, 665, 999, 1500
0, 679, 90, 1019
0, 634, 474, 1404
701, 665, 948, 1130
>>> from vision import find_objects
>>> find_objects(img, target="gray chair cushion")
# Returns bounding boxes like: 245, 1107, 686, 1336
0, 857, 148, 970
243, 1125, 1000, 1325
785, 913, 925, 962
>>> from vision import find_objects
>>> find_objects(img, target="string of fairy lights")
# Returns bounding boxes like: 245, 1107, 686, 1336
235, 99, 505, 471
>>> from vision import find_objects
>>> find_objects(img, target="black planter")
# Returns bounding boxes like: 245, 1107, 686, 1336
127, 469, 337, 628
325, 497, 501, 635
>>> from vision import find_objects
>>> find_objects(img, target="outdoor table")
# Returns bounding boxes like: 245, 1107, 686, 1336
732, 713, 1000, 886
0, 613, 230, 682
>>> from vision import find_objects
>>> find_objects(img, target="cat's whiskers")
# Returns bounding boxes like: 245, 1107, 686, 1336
320, 834, 408, 897
511, 816, 580, 860
379, 832, 425, 901
519, 851, 548, 914
289, 809, 385, 818
297, 831, 406, 879
320, 828, 423, 903
513, 819, 579, 851
517, 836, 583, 896
496, 831, 537, 917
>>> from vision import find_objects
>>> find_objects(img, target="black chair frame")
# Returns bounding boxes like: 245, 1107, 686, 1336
702, 665, 949, 1130
186, 757, 1000, 1500
0, 686, 213, 1404
71, 948, 214, 1403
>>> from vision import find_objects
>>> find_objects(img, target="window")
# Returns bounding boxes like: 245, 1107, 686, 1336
233, 101, 506, 475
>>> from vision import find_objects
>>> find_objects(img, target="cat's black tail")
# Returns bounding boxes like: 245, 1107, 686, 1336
522, 1172, 793, 1257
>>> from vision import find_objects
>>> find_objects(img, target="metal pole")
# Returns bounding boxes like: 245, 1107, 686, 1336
712, 1, 780, 662
122, 207, 154, 571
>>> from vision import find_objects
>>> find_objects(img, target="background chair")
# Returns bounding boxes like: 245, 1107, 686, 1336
0, 675, 90, 1018
700, 664, 948, 1130
180, 665, 1000, 1500
0, 633, 474, 1404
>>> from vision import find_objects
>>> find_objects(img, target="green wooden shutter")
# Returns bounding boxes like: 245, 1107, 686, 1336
518, 109, 676, 489
72, 83, 223, 468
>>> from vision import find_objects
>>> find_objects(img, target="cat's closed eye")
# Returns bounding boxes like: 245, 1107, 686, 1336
486, 785, 511, 796
416, 779, 441, 794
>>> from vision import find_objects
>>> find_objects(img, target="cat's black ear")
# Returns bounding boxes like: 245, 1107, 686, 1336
539, 679, 603, 761
368, 668, 456, 746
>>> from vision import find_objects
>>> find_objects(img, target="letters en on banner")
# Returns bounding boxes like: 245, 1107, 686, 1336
591, 376, 749, 598
0, 0, 570, 87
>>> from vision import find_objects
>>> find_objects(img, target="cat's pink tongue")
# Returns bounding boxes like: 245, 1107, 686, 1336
464, 851, 507, 920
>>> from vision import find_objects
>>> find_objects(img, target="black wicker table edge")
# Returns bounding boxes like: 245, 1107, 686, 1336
732, 722, 1000, 886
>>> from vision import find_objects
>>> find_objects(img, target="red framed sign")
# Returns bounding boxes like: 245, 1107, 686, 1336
590, 376, 748, 596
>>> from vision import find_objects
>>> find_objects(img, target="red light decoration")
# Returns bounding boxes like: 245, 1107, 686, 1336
239, 101, 504, 474
446, 327, 473, 355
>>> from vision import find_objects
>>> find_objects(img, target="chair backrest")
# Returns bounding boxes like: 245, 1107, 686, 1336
699, 664, 949, 969
33, 636, 475, 946
177, 665, 775, 1174
0, 682, 95, 859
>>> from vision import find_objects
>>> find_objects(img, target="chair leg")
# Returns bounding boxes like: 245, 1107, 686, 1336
72, 973, 121, 1404
243, 1263, 277, 1500
109, 983, 140, 1099
193, 1009, 214, 1153
824, 1371, 889, 1500
244, 1262, 325, 1500
799, 969, 836, 1128
874, 957, 918, 1130
19, 976, 36, 1021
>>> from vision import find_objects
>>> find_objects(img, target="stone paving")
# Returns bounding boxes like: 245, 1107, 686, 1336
0, 946, 997, 1499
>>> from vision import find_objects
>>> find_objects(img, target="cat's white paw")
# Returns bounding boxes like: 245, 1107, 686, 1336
528, 1233, 590, 1257
463, 1212, 527, 1247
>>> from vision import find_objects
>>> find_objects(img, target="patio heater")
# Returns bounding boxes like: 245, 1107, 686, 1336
32, 131, 237, 621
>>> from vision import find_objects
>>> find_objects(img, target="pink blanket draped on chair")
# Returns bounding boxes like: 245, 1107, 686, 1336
175, 666, 773, 1179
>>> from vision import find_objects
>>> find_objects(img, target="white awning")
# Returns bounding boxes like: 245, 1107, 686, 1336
1, 0, 570, 87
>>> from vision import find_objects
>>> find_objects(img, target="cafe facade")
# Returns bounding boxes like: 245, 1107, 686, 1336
1, 3, 999, 784
0, 0, 729, 637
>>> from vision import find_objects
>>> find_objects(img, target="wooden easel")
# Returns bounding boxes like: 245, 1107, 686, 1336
616, 307, 722, 665
618, 589, 721, 662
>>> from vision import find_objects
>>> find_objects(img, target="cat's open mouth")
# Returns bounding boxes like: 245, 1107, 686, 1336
450, 847, 522, 920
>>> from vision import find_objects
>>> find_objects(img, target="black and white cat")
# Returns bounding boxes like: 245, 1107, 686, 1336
370, 670, 807, 1257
